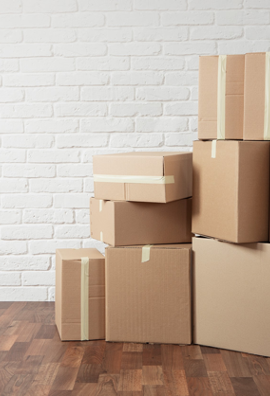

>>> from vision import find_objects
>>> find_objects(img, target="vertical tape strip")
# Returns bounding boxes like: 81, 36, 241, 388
99, 200, 103, 212
217, 55, 227, 140
264, 52, 270, 140
211, 140, 217, 158
100, 231, 103, 242
141, 245, 152, 263
81, 257, 89, 341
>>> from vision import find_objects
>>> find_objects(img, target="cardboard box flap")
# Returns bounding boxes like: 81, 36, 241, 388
57, 248, 104, 261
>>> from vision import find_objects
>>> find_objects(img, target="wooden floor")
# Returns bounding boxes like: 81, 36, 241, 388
0, 303, 269, 395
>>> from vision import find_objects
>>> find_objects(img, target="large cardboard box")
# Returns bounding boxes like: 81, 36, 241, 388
93, 151, 192, 203
193, 237, 270, 357
192, 140, 269, 243
106, 244, 192, 344
90, 197, 192, 246
198, 55, 244, 140
244, 52, 270, 140
55, 248, 105, 341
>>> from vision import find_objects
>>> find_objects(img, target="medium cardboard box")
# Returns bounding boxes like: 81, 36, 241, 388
90, 197, 192, 246
106, 244, 192, 344
192, 140, 269, 243
198, 54, 244, 140
93, 151, 192, 203
193, 237, 270, 357
244, 52, 270, 140
55, 248, 105, 341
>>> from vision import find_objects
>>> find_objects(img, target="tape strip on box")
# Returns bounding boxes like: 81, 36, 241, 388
93, 174, 175, 185
81, 257, 89, 341
141, 245, 152, 263
217, 55, 227, 140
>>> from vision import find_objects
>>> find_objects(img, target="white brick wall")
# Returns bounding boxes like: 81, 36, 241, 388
0, 0, 269, 301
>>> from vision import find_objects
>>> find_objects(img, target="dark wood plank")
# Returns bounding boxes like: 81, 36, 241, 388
253, 375, 270, 396
200, 346, 220, 354
4, 342, 30, 362
182, 345, 203, 360
35, 325, 56, 340
161, 345, 184, 370
143, 345, 162, 366
203, 354, 227, 372
123, 343, 143, 353
71, 382, 98, 395
96, 373, 119, 395
243, 354, 270, 375
121, 353, 142, 370
231, 377, 260, 396
162, 369, 189, 396
187, 377, 214, 396
143, 385, 167, 396
81, 340, 106, 365
76, 363, 105, 383
0, 361, 20, 393
221, 350, 252, 378
183, 359, 208, 378
102, 342, 123, 374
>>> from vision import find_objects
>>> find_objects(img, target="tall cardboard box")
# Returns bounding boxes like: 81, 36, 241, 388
93, 151, 192, 203
90, 197, 192, 246
192, 140, 270, 243
193, 237, 270, 357
106, 244, 192, 344
244, 52, 270, 140
55, 248, 105, 341
198, 54, 245, 140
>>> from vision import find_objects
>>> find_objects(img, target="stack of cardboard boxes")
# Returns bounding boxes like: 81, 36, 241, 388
55, 52, 270, 357
193, 52, 270, 357
56, 152, 193, 345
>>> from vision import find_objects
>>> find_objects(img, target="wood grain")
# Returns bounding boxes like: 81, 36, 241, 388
0, 303, 268, 395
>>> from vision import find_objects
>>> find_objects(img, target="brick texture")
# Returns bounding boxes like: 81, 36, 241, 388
0, 0, 268, 300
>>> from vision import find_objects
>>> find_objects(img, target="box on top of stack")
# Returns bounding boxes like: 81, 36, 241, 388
93, 151, 192, 203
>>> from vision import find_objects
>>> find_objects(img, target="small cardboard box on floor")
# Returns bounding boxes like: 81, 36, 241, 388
90, 197, 192, 246
198, 54, 245, 140
244, 52, 270, 140
55, 248, 105, 341
105, 244, 192, 345
93, 151, 192, 203
192, 140, 270, 243
193, 237, 270, 357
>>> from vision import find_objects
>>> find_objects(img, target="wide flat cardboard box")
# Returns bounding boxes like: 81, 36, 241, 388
244, 52, 269, 140
192, 140, 269, 243
106, 244, 192, 344
55, 248, 105, 341
193, 237, 270, 357
90, 197, 192, 246
198, 54, 244, 140
93, 151, 192, 203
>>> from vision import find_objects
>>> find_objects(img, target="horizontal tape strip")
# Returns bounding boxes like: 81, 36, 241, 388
93, 174, 175, 185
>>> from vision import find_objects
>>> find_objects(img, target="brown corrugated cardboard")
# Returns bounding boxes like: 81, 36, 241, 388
192, 140, 270, 243
198, 55, 244, 140
106, 244, 192, 344
93, 151, 192, 203
244, 52, 268, 140
193, 237, 270, 357
90, 197, 192, 246
55, 248, 105, 341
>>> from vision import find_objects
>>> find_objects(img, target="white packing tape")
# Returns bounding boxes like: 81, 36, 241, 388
217, 54, 227, 140
81, 257, 89, 341
93, 174, 175, 185
100, 231, 103, 242
141, 245, 152, 263
211, 140, 217, 159
99, 199, 103, 212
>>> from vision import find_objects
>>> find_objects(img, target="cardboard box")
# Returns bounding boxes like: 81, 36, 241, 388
93, 151, 192, 203
90, 197, 192, 246
106, 244, 192, 344
244, 52, 270, 140
193, 237, 270, 357
192, 140, 269, 243
198, 54, 244, 140
55, 248, 105, 341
